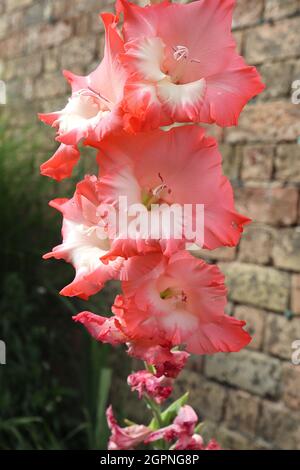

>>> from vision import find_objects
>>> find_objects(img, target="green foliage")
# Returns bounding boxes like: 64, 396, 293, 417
149, 392, 189, 430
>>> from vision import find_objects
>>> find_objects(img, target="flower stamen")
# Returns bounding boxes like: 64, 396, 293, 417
173, 45, 189, 62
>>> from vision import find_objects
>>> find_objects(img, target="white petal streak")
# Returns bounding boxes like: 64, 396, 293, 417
157, 78, 206, 120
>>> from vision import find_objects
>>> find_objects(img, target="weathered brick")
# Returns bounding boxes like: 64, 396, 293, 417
234, 305, 265, 350
225, 389, 260, 435
24, 2, 44, 26
9, 10, 24, 32
195, 246, 236, 262
232, 0, 264, 29
226, 101, 300, 143
45, 0, 69, 20
187, 354, 204, 374
264, 313, 300, 360
240, 145, 274, 181
0, 15, 8, 40
258, 61, 293, 100
292, 275, 300, 314
41, 22, 73, 49
272, 228, 300, 272
200, 420, 218, 446
91, 11, 106, 33
73, 14, 91, 36
275, 144, 300, 183
4, 53, 43, 81
35, 73, 68, 100
67, 0, 111, 15
23, 25, 42, 55
220, 262, 290, 311
0, 33, 25, 59
220, 144, 241, 181
233, 30, 243, 55
234, 186, 298, 226
265, 0, 300, 21
258, 400, 300, 449
238, 224, 274, 265
245, 18, 300, 64
174, 371, 227, 422
215, 426, 251, 450
44, 48, 59, 73
6, 0, 33, 12
251, 439, 273, 450
60, 36, 97, 70
293, 58, 300, 82
205, 350, 282, 398
282, 363, 300, 411
23, 77, 34, 101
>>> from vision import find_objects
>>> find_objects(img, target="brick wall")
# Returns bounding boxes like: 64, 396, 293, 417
1, 0, 300, 450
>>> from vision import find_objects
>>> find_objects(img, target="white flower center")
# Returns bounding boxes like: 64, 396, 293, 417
58, 89, 111, 134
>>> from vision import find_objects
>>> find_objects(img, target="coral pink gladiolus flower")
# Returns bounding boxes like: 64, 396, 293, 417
74, 251, 251, 355
44, 175, 123, 299
73, 306, 189, 377
39, 13, 127, 180
96, 125, 250, 259
128, 370, 173, 404
120, 251, 251, 355
118, 0, 264, 129
106, 405, 151, 450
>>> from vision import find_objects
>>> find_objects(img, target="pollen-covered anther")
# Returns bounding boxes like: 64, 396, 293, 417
173, 45, 189, 62
152, 183, 167, 198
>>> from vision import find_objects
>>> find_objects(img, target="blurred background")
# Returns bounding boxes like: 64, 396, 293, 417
0, 0, 300, 450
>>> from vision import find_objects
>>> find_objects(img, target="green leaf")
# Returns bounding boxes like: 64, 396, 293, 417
94, 367, 112, 450
149, 392, 189, 430
195, 422, 205, 434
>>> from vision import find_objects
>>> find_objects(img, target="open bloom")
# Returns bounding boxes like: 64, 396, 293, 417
146, 405, 220, 450
73, 305, 189, 377
74, 251, 251, 355
73, 251, 190, 375
106, 405, 151, 450
128, 370, 173, 404
39, 13, 127, 180
120, 251, 251, 355
97, 125, 250, 259
118, 0, 264, 129
44, 175, 123, 299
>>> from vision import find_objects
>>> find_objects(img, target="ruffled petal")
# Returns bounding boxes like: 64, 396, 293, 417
40, 144, 80, 181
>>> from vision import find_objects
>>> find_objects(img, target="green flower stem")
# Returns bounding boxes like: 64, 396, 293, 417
144, 395, 168, 450
144, 395, 163, 428
142, 362, 168, 449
